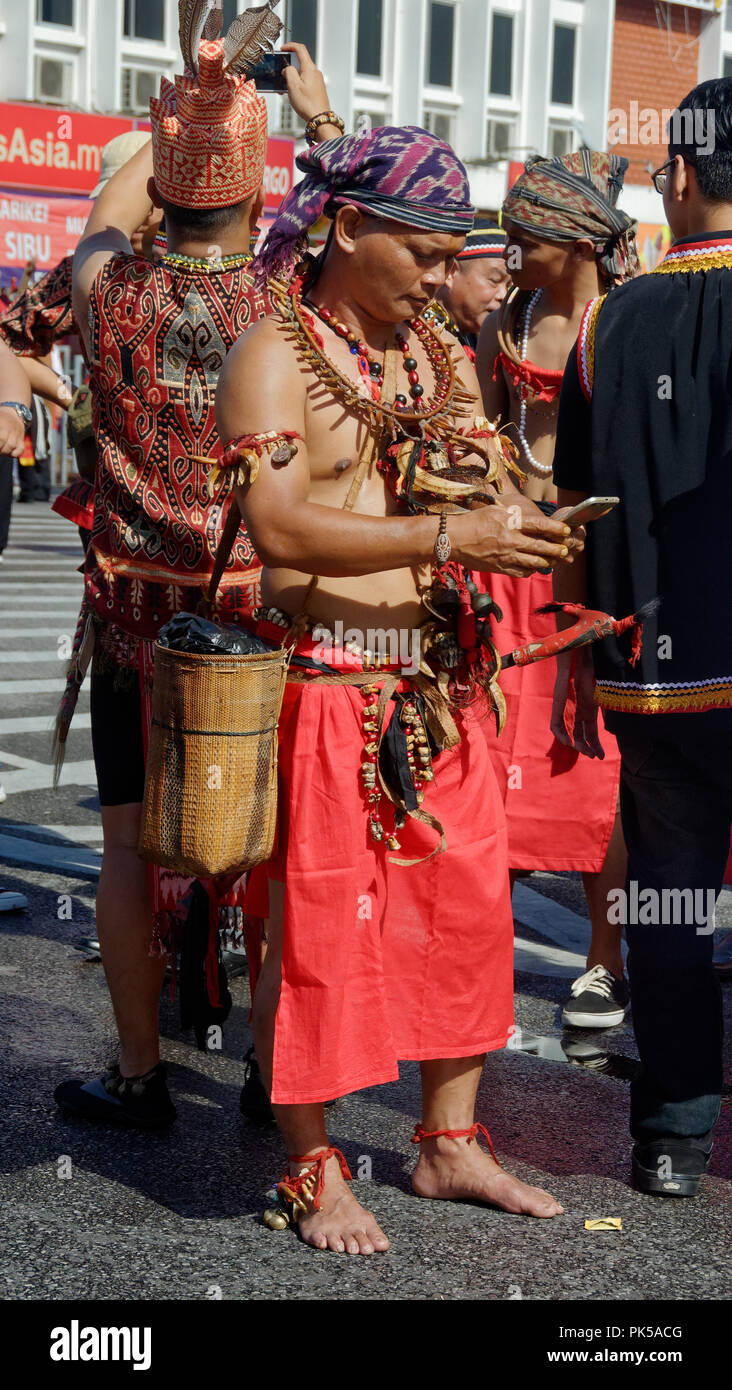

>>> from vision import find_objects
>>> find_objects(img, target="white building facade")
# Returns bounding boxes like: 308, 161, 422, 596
0, 0, 728, 216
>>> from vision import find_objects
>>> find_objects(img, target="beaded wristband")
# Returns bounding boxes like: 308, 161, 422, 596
304, 111, 346, 145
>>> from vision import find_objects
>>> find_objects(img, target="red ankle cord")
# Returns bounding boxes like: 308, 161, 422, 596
278, 1146, 353, 1213
412, 1122, 499, 1164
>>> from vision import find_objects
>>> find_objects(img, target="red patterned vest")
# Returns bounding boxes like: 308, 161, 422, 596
84, 252, 271, 639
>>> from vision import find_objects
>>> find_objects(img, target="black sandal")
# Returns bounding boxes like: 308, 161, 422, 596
54, 1063, 176, 1130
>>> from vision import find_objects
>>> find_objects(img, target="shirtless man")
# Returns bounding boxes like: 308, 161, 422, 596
217, 128, 582, 1255
476, 152, 639, 1030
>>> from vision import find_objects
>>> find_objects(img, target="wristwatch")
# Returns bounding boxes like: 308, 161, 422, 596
0, 401, 32, 427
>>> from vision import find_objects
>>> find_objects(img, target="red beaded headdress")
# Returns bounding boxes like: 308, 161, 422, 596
151, 1, 282, 210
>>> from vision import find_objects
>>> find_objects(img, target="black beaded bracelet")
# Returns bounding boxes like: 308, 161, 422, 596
304, 111, 346, 145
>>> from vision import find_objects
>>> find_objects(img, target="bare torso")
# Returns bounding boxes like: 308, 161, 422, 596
262, 315, 481, 633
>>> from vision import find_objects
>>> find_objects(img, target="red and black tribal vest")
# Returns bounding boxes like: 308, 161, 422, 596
84, 252, 271, 639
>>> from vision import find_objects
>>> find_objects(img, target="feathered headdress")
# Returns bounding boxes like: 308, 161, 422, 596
151, 1, 283, 210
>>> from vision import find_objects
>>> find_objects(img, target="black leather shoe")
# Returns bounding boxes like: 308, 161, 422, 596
54, 1063, 176, 1130
632, 1133, 713, 1197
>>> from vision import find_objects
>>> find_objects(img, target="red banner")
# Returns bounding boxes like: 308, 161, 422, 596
261, 135, 295, 210
0, 189, 93, 274
0, 102, 295, 280
0, 104, 138, 197
0, 102, 295, 210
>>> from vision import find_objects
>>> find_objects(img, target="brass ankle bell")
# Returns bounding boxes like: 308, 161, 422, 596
263, 1207, 290, 1230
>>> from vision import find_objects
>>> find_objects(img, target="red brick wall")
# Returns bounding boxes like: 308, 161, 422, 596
609, 0, 702, 185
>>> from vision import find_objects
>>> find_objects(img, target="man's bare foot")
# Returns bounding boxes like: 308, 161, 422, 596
294, 1153, 391, 1255
412, 1135, 564, 1218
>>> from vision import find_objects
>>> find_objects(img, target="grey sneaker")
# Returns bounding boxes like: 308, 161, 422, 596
0, 886, 27, 912
562, 965, 630, 1029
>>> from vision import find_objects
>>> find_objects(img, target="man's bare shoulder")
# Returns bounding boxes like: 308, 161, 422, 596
217, 311, 307, 434
228, 314, 303, 377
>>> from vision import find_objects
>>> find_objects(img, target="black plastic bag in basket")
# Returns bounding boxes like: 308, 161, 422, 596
158, 613, 273, 657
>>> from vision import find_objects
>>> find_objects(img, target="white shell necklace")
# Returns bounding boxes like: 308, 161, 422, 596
517, 289, 555, 479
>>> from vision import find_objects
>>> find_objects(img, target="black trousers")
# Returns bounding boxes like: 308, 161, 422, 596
18, 456, 51, 501
615, 715, 731, 1141
0, 455, 13, 551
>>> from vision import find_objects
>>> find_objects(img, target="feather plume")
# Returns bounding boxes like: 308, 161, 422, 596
223, 1, 283, 76
178, 0, 218, 73
203, 1, 223, 40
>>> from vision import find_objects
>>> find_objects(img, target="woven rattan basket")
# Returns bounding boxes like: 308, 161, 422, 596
138, 642, 289, 878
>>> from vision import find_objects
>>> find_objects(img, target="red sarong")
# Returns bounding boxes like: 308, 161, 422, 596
247, 653, 514, 1106
479, 570, 621, 873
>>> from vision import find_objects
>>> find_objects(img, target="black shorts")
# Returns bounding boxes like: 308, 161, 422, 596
90, 672, 146, 807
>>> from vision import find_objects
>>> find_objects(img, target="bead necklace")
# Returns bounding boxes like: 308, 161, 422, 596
162, 251, 252, 274
517, 289, 555, 480
307, 303, 446, 412
270, 270, 474, 436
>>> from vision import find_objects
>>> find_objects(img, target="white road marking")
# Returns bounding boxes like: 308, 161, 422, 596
0, 584, 82, 593
0, 678, 85, 695
0, 831, 100, 876
0, 713, 90, 734
0, 628, 81, 638
0, 760, 96, 793
0, 651, 68, 663
513, 935, 586, 978
512, 881, 593, 956
2, 821, 103, 843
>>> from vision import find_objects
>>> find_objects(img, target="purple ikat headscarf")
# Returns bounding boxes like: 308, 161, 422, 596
255, 126, 476, 284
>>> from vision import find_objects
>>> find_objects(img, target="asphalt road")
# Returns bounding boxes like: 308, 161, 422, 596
1, 506, 730, 1302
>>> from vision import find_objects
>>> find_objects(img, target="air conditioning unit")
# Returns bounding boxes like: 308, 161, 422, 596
548, 126, 574, 158
35, 55, 73, 105
423, 110, 455, 145
486, 118, 513, 158
277, 100, 304, 136
121, 67, 162, 114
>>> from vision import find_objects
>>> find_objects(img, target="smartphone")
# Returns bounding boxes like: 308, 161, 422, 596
250, 52, 292, 92
560, 496, 620, 527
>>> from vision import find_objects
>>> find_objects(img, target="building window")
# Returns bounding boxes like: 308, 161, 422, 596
726, 0, 732, 32
551, 24, 576, 106
222, 0, 239, 28
423, 108, 456, 147
357, 0, 383, 77
287, 0, 318, 58
548, 125, 573, 159
486, 116, 515, 159
427, 3, 455, 88
489, 12, 513, 98
36, 0, 74, 24
123, 0, 165, 43
725, 55, 732, 77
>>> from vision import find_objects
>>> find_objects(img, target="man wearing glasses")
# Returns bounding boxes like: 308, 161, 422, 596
550, 77, 732, 1198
